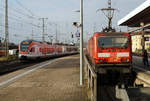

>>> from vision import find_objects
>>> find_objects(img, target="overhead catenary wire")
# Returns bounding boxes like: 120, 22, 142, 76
0, 3, 41, 29
0, 4, 38, 20
15, 0, 39, 18
0, 13, 41, 28
0, 6, 40, 29
0, 0, 49, 43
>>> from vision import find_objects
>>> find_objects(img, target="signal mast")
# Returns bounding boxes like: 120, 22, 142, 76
97, 0, 116, 32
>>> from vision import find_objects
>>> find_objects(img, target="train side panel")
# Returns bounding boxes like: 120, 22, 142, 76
19, 40, 78, 60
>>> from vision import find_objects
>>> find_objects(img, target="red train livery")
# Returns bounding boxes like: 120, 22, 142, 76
19, 40, 78, 60
86, 32, 132, 74
0, 47, 6, 56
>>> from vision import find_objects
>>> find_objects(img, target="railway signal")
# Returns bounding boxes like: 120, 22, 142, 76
73, 22, 78, 27
71, 34, 74, 38
76, 31, 80, 38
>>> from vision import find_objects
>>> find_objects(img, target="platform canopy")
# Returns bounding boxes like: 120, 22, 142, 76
118, 0, 150, 27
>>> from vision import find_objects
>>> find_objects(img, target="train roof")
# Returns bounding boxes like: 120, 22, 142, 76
94, 32, 130, 36
21, 40, 76, 46
21, 40, 38, 43
118, 0, 150, 27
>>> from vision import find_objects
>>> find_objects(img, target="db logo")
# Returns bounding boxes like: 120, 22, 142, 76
110, 53, 116, 57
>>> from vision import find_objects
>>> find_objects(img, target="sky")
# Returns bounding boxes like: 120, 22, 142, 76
0, 0, 147, 44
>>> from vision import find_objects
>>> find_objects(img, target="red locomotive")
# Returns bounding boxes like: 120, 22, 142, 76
86, 32, 132, 74
19, 40, 78, 60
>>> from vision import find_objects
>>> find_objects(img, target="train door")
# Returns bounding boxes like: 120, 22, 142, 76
35, 46, 40, 57
30, 47, 35, 57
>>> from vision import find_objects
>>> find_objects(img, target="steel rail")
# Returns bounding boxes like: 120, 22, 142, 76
133, 64, 150, 86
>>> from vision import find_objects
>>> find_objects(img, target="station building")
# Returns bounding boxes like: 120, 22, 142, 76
118, 0, 150, 53
132, 34, 150, 52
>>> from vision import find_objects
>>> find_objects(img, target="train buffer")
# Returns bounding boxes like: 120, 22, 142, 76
0, 55, 88, 101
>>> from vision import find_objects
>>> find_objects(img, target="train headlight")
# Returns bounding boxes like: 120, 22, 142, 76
121, 58, 129, 62
107, 49, 110, 52
99, 59, 103, 62
126, 59, 129, 62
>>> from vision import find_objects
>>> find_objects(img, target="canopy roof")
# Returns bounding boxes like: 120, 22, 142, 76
118, 0, 150, 27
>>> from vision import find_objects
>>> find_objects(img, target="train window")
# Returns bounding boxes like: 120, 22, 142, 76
20, 41, 32, 52
21, 45, 29, 51
98, 36, 129, 48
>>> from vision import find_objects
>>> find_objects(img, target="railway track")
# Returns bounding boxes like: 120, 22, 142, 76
85, 55, 150, 101
0, 54, 78, 75
84, 54, 131, 101
133, 64, 150, 87
99, 86, 117, 101
0, 60, 36, 75
98, 64, 150, 101
98, 86, 130, 101
98, 65, 150, 101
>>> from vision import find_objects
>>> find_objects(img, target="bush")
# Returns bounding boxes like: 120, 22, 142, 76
0, 55, 18, 62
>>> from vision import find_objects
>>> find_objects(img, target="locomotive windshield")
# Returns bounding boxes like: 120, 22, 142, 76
20, 41, 32, 51
98, 36, 129, 48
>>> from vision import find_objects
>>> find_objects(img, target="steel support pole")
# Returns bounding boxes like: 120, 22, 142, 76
80, 0, 84, 85
5, 0, 9, 57
39, 18, 48, 42
141, 22, 145, 53
42, 19, 45, 42
55, 24, 58, 43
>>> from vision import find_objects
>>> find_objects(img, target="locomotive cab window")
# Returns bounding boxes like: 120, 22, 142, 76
98, 36, 129, 48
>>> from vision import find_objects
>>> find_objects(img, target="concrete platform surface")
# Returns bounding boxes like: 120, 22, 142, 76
127, 87, 150, 101
0, 55, 88, 101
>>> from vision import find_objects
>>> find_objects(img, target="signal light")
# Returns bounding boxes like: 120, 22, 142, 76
107, 49, 110, 52
72, 34, 74, 38
126, 59, 129, 62
73, 22, 78, 27
121, 58, 129, 62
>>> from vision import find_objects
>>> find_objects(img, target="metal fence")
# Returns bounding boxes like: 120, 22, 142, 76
84, 55, 97, 101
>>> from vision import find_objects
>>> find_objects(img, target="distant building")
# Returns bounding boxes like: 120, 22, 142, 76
132, 34, 150, 52
9, 49, 18, 55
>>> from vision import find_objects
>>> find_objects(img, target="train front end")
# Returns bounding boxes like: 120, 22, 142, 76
93, 32, 132, 73
18, 40, 32, 60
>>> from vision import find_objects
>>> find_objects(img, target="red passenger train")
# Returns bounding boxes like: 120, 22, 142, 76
19, 40, 78, 60
0, 47, 6, 56
86, 32, 132, 74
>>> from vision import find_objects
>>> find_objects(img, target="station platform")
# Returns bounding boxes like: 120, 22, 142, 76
0, 55, 88, 101
133, 56, 150, 71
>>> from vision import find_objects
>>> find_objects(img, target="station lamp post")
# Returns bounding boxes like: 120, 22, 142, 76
80, 0, 84, 86
73, 0, 84, 86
